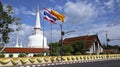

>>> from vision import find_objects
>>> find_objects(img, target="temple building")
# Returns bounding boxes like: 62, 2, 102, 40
2, 7, 49, 57
63, 35, 104, 55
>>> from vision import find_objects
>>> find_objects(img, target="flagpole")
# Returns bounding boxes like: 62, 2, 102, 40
50, 8, 53, 56
60, 23, 63, 62
43, 15, 45, 56
50, 23, 52, 56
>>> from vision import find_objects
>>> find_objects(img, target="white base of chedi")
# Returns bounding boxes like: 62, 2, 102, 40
27, 6, 49, 48
28, 33, 48, 48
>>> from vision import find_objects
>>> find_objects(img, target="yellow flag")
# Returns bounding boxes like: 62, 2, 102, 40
51, 10, 65, 22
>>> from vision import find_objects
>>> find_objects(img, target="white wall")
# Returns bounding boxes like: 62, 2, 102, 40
4, 53, 45, 58
5, 53, 19, 57
86, 42, 103, 54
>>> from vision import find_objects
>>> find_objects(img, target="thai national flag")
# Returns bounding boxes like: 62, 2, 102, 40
44, 8, 57, 24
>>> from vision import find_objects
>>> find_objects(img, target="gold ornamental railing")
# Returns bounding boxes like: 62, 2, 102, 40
0, 54, 120, 67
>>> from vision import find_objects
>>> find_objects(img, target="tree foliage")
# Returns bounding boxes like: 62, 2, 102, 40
49, 42, 74, 56
103, 44, 119, 50
49, 42, 60, 56
71, 41, 86, 54
61, 45, 74, 55
0, 1, 21, 43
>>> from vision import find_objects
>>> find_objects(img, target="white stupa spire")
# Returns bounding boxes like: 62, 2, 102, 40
35, 6, 41, 28
34, 5, 41, 34
15, 35, 19, 47
28, 6, 48, 48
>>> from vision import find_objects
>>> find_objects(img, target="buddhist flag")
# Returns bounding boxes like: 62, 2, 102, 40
51, 9, 65, 22
44, 8, 57, 24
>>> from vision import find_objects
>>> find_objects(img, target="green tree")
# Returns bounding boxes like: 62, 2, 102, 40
107, 44, 113, 49
0, 1, 21, 43
0, 51, 5, 58
49, 42, 59, 56
9, 53, 13, 57
18, 53, 26, 57
71, 41, 86, 54
61, 45, 74, 55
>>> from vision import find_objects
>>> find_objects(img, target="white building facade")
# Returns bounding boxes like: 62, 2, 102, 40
86, 41, 103, 54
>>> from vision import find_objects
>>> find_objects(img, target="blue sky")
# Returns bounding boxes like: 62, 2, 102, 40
1, 0, 120, 46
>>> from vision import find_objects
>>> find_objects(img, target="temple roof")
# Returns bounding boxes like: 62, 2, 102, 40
4, 47, 49, 53
63, 35, 102, 49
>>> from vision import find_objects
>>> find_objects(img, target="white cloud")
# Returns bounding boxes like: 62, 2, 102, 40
104, 0, 114, 8
64, 1, 98, 24
45, 29, 61, 43
7, 24, 33, 47
103, 0, 119, 13
14, 7, 20, 15
13, 6, 36, 16
55, 5, 63, 11
85, 23, 120, 45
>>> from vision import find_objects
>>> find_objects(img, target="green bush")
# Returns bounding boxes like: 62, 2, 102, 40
0, 51, 5, 58
25, 52, 29, 55
74, 52, 81, 55
37, 53, 44, 56
33, 54, 38, 57
33, 53, 43, 57
92, 53, 97, 55
99, 52, 106, 54
0, 54, 5, 58
9, 53, 13, 57
64, 53, 71, 56
46, 52, 49, 56
18, 53, 26, 57
51, 52, 59, 56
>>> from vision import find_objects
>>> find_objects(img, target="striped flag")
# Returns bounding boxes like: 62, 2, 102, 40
44, 8, 57, 24
51, 9, 65, 22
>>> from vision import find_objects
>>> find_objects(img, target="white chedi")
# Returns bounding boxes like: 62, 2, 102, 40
28, 7, 48, 48
15, 35, 20, 47
28, 32, 48, 48
15, 35, 23, 48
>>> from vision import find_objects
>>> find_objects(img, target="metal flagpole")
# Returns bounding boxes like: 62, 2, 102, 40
42, 10, 45, 56
50, 8, 53, 56
60, 23, 63, 62
50, 23, 52, 56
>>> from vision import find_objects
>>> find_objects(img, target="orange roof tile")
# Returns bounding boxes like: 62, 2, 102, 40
63, 35, 102, 49
4, 47, 49, 53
